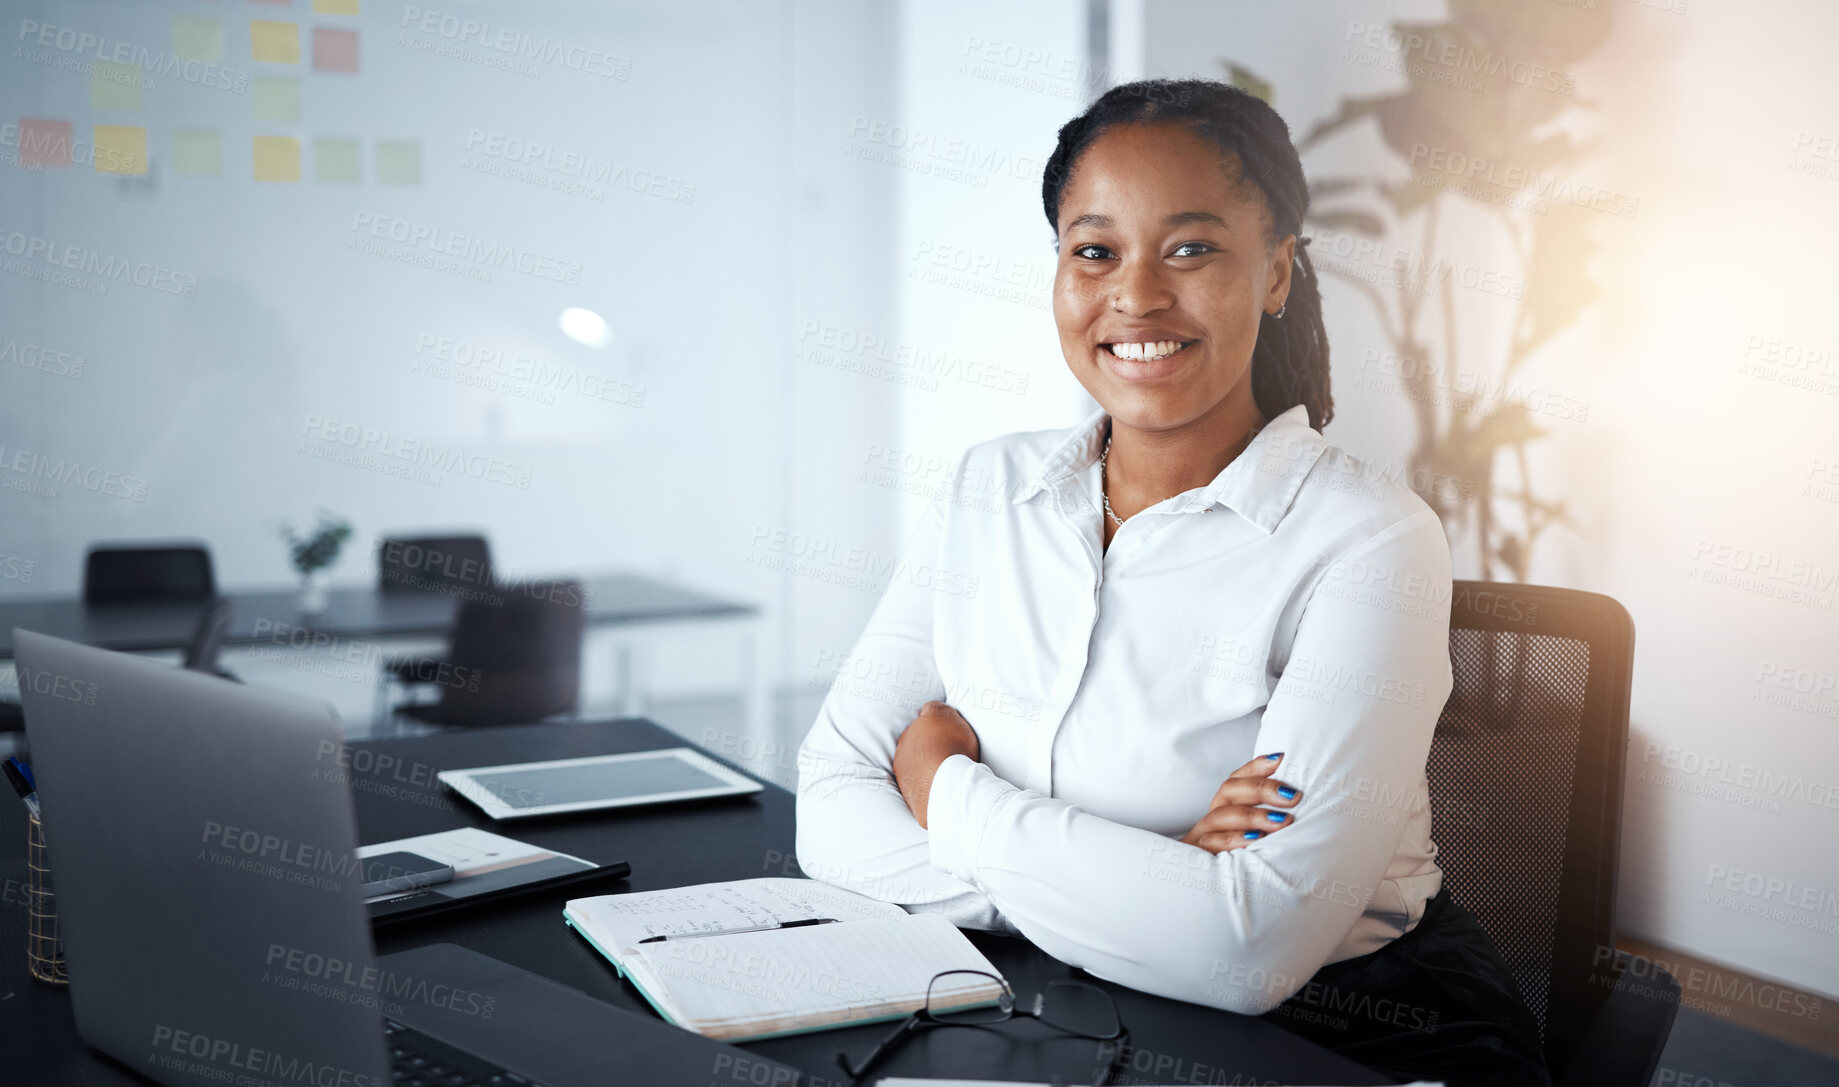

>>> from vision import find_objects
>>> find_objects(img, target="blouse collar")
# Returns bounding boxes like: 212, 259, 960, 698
1010, 403, 1328, 534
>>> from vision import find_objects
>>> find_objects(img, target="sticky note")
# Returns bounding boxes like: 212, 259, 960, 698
314, 0, 361, 13
314, 138, 361, 183
173, 129, 223, 176
173, 15, 224, 62
91, 61, 142, 111
19, 119, 73, 169
376, 140, 421, 185
253, 135, 302, 181
312, 27, 358, 72
250, 20, 300, 64
94, 125, 147, 175
253, 76, 301, 121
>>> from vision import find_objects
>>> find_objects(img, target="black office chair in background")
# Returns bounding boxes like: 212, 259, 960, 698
6, 542, 224, 733
1427, 581, 1678, 1087
375, 533, 496, 690
376, 533, 493, 595
82, 542, 216, 603
386, 579, 587, 729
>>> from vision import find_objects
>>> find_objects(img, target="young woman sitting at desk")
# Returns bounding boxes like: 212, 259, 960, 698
795, 78, 1548, 1087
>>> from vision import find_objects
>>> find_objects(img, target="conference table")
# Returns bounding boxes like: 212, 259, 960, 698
0, 718, 1396, 1085
0, 573, 757, 660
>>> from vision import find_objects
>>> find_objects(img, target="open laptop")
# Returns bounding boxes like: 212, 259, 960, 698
14, 629, 806, 1087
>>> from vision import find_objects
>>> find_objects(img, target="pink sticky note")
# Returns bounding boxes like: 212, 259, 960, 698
312, 26, 357, 72
20, 118, 73, 168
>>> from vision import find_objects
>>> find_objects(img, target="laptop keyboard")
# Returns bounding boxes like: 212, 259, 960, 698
384, 1018, 552, 1087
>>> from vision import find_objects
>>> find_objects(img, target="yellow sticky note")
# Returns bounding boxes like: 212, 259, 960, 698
314, 138, 361, 183
376, 140, 421, 185
91, 61, 142, 111
173, 15, 223, 62
250, 20, 300, 64
93, 125, 147, 175
314, 0, 361, 13
173, 129, 222, 176
253, 135, 301, 181
252, 76, 300, 121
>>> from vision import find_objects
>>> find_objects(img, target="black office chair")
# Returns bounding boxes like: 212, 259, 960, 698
376, 534, 494, 595
1428, 581, 1678, 1087
375, 534, 496, 686
387, 579, 587, 728
82, 542, 216, 603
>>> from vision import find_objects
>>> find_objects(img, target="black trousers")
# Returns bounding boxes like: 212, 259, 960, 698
1263, 885, 1552, 1087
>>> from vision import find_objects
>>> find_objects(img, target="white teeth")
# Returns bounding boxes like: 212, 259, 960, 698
1108, 340, 1189, 361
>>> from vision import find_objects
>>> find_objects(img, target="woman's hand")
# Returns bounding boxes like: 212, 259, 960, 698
1179, 752, 1302, 854
893, 701, 980, 829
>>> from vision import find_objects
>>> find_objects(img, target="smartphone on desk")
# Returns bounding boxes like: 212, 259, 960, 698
361, 851, 456, 898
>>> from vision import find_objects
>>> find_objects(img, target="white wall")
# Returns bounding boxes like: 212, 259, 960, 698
753, 0, 1102, 764
1132, 0, 1839, 999
890, 0, 1101, 527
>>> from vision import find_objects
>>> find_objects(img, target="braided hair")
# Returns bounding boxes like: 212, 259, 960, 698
1042, 79, 1333, 430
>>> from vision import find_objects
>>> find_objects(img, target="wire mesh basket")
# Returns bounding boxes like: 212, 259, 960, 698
27, 804, 68, 985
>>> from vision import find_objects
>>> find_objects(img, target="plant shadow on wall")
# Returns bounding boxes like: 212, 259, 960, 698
1229, 2, 1614, 581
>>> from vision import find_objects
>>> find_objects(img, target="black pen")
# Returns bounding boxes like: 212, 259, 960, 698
4, 758, 40, 819
638, 917, 839, 944
2, 758, 30, 801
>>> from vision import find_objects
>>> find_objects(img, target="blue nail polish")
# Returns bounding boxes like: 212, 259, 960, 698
1263, 752, 1283, 760
1277, 785, 1297, 799
1244, 831, 1263, 840
1267, 811, 1287, 823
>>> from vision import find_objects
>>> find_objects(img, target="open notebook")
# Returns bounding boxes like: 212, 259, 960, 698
564, 877, 1008, 1042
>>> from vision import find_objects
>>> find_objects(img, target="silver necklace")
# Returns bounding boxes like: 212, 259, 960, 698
1099, 435, 1125, 528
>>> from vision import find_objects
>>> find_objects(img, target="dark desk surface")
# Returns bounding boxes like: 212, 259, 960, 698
0, 573, 757, 659
0, 719, 1392, 1086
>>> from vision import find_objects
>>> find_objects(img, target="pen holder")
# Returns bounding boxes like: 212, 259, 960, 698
26, 805, 69, 985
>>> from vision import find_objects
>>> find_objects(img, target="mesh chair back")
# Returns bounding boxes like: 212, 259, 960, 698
83, 543, 215, 603
1426, 582, 1634, 1081
423, 579, 586, 726
377, 535, 494, 596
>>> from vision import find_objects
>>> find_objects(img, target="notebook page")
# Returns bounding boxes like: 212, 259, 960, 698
565, 877, 906, 955
624, 913, 1007, 1041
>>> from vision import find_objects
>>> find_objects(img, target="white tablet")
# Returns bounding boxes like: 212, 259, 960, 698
438, 747, 764, 820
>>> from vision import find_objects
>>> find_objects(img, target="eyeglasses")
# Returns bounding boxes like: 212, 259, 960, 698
835, 970, 1130, 1085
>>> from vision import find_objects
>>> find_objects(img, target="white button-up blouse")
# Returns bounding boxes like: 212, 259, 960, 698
794, 402, 1454, 1015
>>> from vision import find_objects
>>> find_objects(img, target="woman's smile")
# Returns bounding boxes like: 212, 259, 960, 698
1096, 338, 1200, 381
